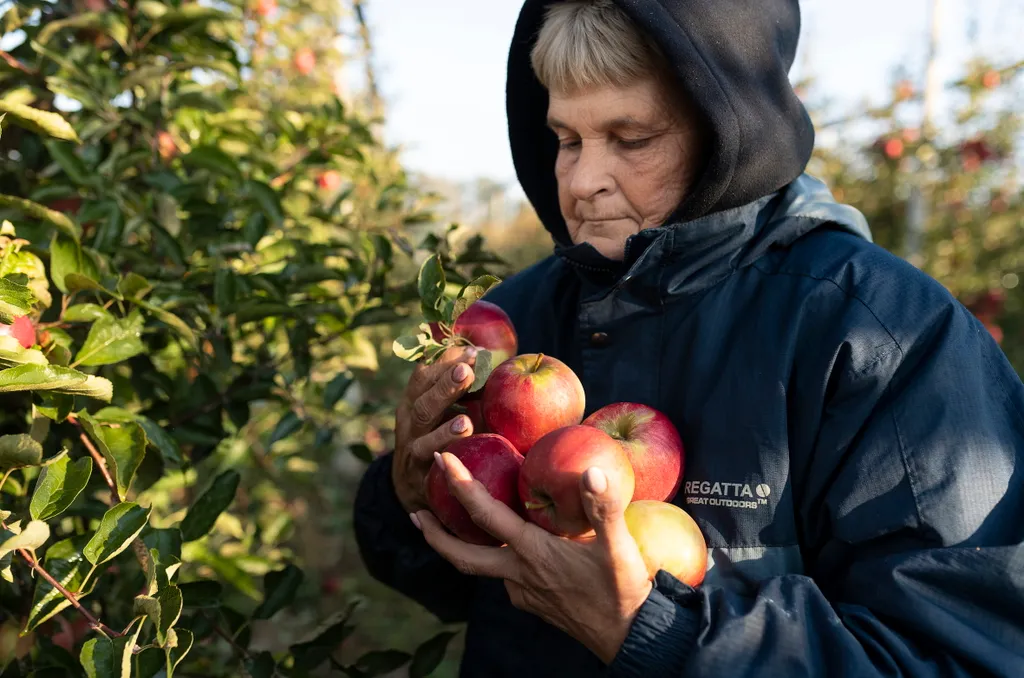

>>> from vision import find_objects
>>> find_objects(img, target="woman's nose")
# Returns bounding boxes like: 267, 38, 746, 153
569, 143, 614, 201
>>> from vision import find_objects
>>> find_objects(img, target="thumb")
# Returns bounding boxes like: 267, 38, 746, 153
580, 466, 634, 555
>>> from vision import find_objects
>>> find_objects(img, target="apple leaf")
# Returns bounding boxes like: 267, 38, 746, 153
452, 275, 501, 324
0, 433, 43, 470
410, 630, 459, 678
417, 254, 446, 323
74, 310, 146, 367
0, 195, 80, 242
467, 349, 493, 394
84, 502, 151, 565
179, 470, 240, 542
392, 334, 425, 362
29, 454, 92, 520
0, 520, 50, 560
24, 535, 95, 632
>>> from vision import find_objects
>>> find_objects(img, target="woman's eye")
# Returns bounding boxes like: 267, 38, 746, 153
618, 137, 651, 150
558, 139, 581, 150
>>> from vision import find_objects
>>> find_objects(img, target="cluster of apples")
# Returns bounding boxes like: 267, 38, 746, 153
424, 301, 708, 587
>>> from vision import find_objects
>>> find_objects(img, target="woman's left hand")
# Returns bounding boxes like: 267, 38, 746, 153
411, 451, 654, 665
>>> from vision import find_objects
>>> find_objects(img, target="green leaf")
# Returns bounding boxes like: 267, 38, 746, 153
50, 234, 98, 294
0, 100, 79, 143
142, 528, 182, 562
74, 311, 145, 367
245, 652, 276, 678
29, 454, 92, 520
410, 631, 459, 678
168, 629, 193, 675
79, 413, 146, 501
417, 255, 446, 323
392, 334, 426, 362
0, 520, 50, 559
244, 180, 283, 226
44, 141, 97, 188
0, 336, 48, 366
0, 195, 79, 241
84, 502, 151, 565
35, 393, 75, 422
356, 650, 413, 676
135, 585, 181, 646
269, 412, 302, 446
64, 273, 105, 293
0, 364, 111, 401
25, 536, 94, 632
233, 300, 296, 324
289, 604, 358, 672
133, 299, 197, 351
154, 5, 232, 29
0, 433, 43, 470
178, 579, 222, 608
180, 470, 241, 542
36, 11, 129, 53
324, 372, 353, 408
181, 145, 241, 181
136, 416, 183, 467
0, 275, 37, 324
79, 618, 142, 678
64, 304, 113, 323
134, 649, 163, 678
253, 564, 303, 620
467, 349, 493, 394
452, 275, 502, 323
350, 443, 373, 464
117, 273, 151, 300
213, 268, 236, 310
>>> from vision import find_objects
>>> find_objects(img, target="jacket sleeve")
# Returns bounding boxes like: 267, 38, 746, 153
608, 300, 1024, 677
353, 452, 475, 623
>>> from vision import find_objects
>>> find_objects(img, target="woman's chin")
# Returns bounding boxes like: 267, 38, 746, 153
576, 236, 627, 261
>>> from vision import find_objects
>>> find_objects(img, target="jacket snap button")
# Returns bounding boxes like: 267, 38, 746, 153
590, 331, 610, 347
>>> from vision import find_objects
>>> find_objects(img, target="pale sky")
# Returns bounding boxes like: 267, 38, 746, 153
362, 0, 1023, 196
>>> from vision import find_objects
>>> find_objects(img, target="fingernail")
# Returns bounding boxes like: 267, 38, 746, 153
451, 416, 468, 433
433, 451, 446, 472
583, 467, 608, 494
465, 347, 478, 358
453, 363, 471, 382
410, 512, 422, 531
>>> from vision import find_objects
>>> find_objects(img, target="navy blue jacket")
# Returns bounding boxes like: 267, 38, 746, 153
355, 1, 1024, 675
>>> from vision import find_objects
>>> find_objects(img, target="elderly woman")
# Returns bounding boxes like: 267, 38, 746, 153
355, 1, 1024, 676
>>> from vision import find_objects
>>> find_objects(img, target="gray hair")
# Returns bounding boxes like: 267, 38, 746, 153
530, 0, 673, 95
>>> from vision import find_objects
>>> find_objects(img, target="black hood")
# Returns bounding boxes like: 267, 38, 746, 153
506, 0, 814, 248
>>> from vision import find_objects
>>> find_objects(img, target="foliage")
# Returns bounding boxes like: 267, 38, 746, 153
805, 58, 1024, 370
0, 0, 505, 675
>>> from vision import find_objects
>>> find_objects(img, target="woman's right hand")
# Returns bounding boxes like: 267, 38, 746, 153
392, 346, 479, 514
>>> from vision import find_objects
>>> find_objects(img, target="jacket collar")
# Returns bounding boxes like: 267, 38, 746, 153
557, 174, 871, 302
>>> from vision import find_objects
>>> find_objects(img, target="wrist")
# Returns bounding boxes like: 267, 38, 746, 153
594, 581, 653, 664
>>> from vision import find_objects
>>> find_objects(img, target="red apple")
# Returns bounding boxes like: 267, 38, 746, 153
431, 300, 518, 367
425, 434, 525, 546
483, 353, 585, 455
317, 170, 342, 192
256, 0, 277, 17
294, 48, 316, 76
883, 138, 903, 160
518, 425, 634, 537
157, 130, 178, 161
583, 403, 684, 502
624, 500, 707, 587
982, 69, 1000, 89
0, 316, 36, 349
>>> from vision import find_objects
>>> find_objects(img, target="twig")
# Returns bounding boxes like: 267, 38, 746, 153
205, 612, 251, 660
0, 50, 35, 76
15, 545, 123, 638
73, 422, 117, 503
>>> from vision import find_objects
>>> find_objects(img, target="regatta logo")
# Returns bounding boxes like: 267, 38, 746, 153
683, 480, 771, 510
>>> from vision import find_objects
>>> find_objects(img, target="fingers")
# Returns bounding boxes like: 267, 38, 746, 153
407, 414, 475, 466
407, 346, 477, 401
580, 467, 637, 561
414, 509, 518, 580
436, 452, 530, 549
408, 358, 477, 432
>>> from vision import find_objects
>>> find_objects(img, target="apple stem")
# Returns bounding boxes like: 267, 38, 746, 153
523, 500, 551, 511
532, 353, 544, 373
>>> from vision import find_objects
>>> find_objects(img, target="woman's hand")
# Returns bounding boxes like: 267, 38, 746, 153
392, 347, 478, 513
412, 451, 654, 665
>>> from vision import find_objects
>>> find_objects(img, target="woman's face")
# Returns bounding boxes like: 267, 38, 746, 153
547, 78, 706, 260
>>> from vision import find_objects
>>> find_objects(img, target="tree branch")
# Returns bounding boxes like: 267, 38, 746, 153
0, 50, 36, 76
16, 545, 122, 638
